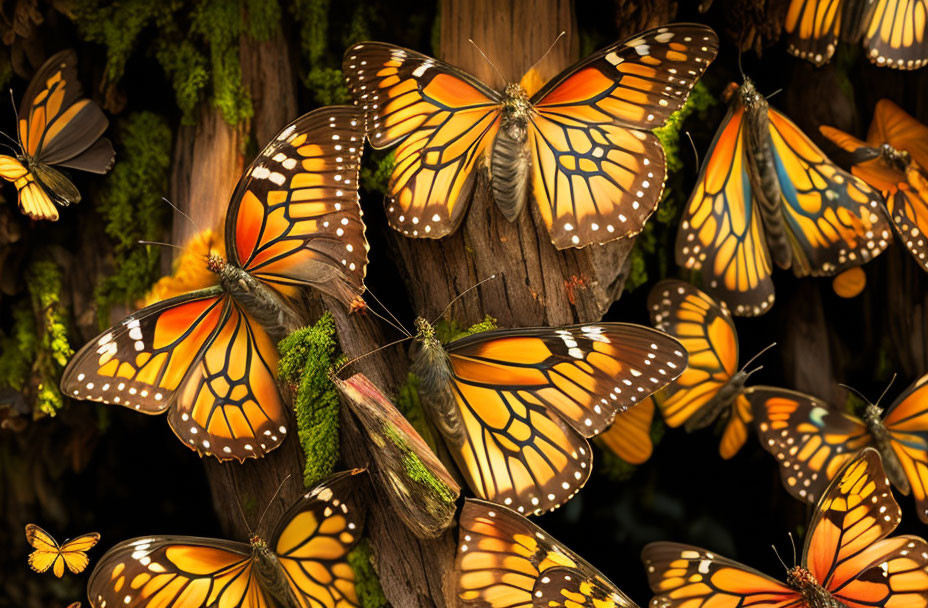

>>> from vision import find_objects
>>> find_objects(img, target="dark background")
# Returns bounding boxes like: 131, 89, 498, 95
2, 1, 927, 606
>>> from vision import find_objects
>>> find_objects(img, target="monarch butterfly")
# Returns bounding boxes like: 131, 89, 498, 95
599, 394, 656, 465
456, 498, 636, 608
821, 99, 928, 273
343, 24, 719, 249
60, 106, 369, 462
334, 372, 460, 539
676, 78, 891, 316
0, 49, 114, 221
784, 0, 928, 69
409, 315, 686, 515
752, 373, 928, 522
25, 524, 100, 578
644, 449, 928, 608
87, 469, 365, 608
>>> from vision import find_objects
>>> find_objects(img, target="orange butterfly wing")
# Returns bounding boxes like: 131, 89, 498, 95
600, 395, 655, 465
749, 385, 871, 504
439, 323, 686, 514
225, 106, 368, 308
343, 42, 501, 239
529, 24, 719, 248
870, 99, 928, 168
456, 499, 635, 608
884, 373, 928, 523
784, 0, 844, 66
862, 0, 928, 69
643, 542, 802, 608
676, 103, 774, 316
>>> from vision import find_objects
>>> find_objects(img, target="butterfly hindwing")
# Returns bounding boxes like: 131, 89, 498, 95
528, 23, 719, 248
600, 394, 655, 465
440, 322, 686, 514
884, 373, 928, 523
862, 0, 928, 69
225, 106, 369, 309
675, 104, 775, 316
749, 385, 871, 505
784, 0, 843, 66
456, 498, 634, 608
343, 41, 502, 239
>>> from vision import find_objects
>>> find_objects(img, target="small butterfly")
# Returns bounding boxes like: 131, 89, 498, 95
0, 49, 114, 221
784, 0, 928, 69
334, 371, 461, 539
821, 99, 928, 273
752, 373, 928, 522
343, 24, 719, 249
411, 314, 687, 515
60, 106, 369, 461
87, 470, 365, 608
676, 77, 891, 316
644, 449, 928, 608
599, 394, 656, 465
25, 523, 100, 578
456, 498, 636, 608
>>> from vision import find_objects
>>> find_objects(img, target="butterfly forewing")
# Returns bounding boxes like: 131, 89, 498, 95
225, 106, 369, 308
169, 301, 288, 461
528, 24, 717, 248
456, 499, 633, 608
750, 385, 871, 505
675, 104, 775, 316
61, 288, 226, 413
343, 41, 502, 239
271, 469, 366, 608
883, 373, 928, 523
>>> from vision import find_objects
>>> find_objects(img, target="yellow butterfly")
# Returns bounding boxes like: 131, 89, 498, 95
25, 523, 100, 577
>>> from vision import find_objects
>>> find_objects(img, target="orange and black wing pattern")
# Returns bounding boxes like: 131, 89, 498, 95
804, 449, 928, 606
440, 322, 686, 514
25, 524, 100, 578
749, 385, 870, 505
0, 155, 58, 221
767, 107, 892, 278
861, 0, 928, 69
343, 42, 501, 239
528, 24, 719, 248
783, 0, 844, 66
883, 373, 928, 523
456, 498, 636, 608
225, 106, 369, 309
647, 280, 748, 458
270, 469, 365, 608
676, 102, 774, 316
643, 542, 802, 608
600, 394, 655, 465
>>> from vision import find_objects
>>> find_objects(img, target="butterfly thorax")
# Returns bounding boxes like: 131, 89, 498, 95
685, 370, 748, 432
250, 536, 301, 608
863, 404, 910, 493
207, 253, 299, 341
490, 83, 533, 222
787, 567, 847, 608
878, 143, 911, 171
411, 317, 467, 444
740, 79, 792, 270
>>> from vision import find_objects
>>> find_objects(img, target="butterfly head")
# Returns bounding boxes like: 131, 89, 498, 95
249, 534, 269, 552
501, 83, 531, 137
737, 78, 766, 112
879, 143, 911, 170
786, 566, 820, 590
206, 252, 227, 275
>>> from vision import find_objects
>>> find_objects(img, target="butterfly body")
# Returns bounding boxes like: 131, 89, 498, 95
411, 318, 466, 444
787, 566, 849, 608
862, 403, 912, 494
489, 83, 533, 221
685, 370, 749, 432
248, 536, 303, 608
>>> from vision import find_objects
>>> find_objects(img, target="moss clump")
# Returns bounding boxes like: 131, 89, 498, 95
94, 112, 173, 326
382, 423, 457, 505
347, 538, 388, 608
626, 81, 717, 291
0, 307, 37, 396
278, 313, 344, 487
434, 314, 497, 343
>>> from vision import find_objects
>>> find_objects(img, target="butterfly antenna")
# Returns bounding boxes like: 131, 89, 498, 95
525, 31, 567, 78
788, 532, 797, 566
771, 543, 789, 572
467, 39, 506, 84
737, 45, 746, 81
838, 383, 873, 406
740, 342, 777, 373
875, 373, 897, 407
8, 88, 19, 124
364, 287, 411, 338
766, 88, 783, 101
431, 273, 499, 325
137, 240, 184, 251
334, 335, 415, 378
0, 129, 19, 149
0, 141, 18, 156
233, 495, 254, 538
161, 196, 204, 237
685, 131, 701, 173
254, 474, 292, 535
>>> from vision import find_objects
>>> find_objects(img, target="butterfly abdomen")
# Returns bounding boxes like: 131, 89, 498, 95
214, 260, 300, 342
684, 371, 748, 432
863, 405, 910, 494
253, 542, 303, 608
411, 320, 467, 445
490, 84, 533, 222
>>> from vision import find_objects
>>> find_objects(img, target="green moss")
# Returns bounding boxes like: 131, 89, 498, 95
434, 314, 497, 343
28, 260, 74, 417
626, 81, 717, 292
94, 112, 173, 326
382, 423, 457, 504
347, 538, 388, 608
155, 40, 210, 123
278, 313, 345, 487
360, 151, 395, 195
191, 0, 253, 125
0, 307, 37, 394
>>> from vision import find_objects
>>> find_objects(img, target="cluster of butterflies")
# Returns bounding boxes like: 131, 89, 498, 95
15, 3, 928, 608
